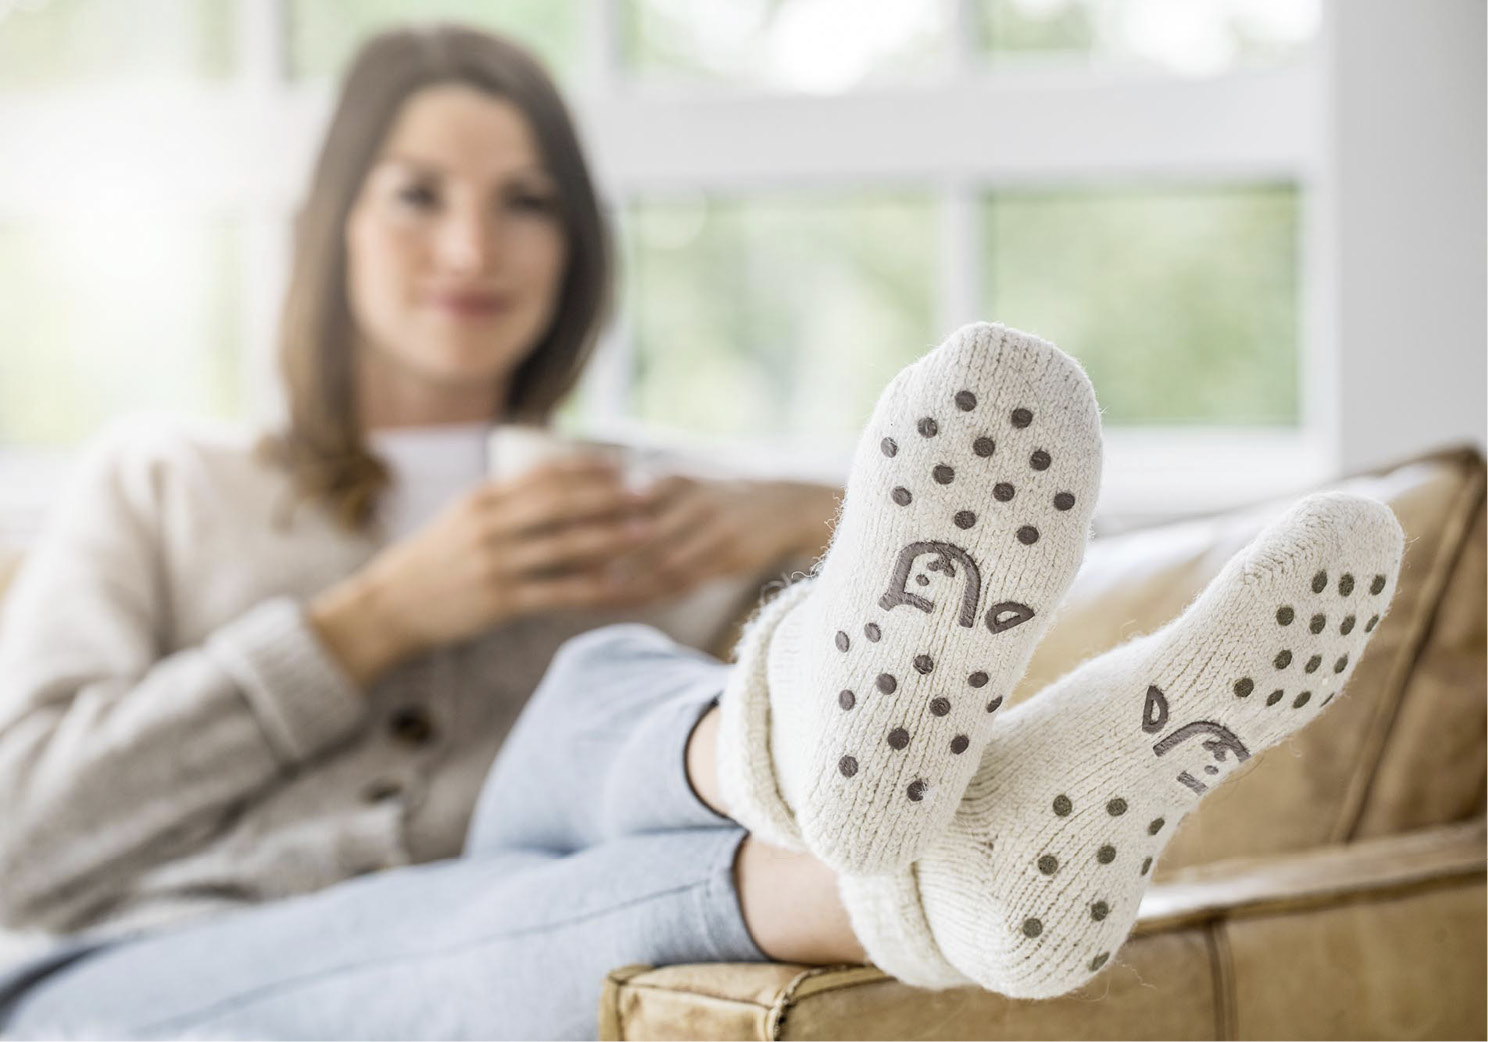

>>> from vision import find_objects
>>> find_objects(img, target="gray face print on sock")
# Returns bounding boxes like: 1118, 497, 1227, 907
993, 551, 1396, 980
1141, 555, 1386, 790
872, 395, 1079, 645
879, 540, 1038, 642
835, 389, 1097, 812
1010, 546, 1394, 982
1141, 685, 1168, 733
880, 541, 983, 626
1140, 685, 1252, 796
986, 601, 1035, 634
874, 541, 1041, 640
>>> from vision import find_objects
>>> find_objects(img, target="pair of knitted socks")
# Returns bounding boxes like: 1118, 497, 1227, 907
716, 322, 1405, 998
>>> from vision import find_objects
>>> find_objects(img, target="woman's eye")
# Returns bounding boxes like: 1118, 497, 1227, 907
509, 193, 557, 215
397, 185, 437, 209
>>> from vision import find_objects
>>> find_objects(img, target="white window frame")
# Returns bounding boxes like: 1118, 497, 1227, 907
0, 0, 1338, 539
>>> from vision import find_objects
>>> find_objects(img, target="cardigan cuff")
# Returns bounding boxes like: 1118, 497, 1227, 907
206, 597, 368, 765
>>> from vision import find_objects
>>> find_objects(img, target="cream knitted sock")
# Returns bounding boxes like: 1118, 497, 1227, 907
839, 490, 1406, 997
717, 322, 1103, 873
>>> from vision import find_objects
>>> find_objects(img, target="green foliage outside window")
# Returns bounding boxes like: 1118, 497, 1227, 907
625, 194, 938, 440
983, 184, 1299, 426
0, 0, 234, 91
288, 0, 580, 83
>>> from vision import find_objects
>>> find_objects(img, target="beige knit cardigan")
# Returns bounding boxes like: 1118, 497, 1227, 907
0, 417, 778, 946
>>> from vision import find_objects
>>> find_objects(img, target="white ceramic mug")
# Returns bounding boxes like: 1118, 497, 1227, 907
486, 424, 663, 492
487, 424, 669, 584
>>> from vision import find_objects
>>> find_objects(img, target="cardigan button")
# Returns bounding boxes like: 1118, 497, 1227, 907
388, 706, 435, 746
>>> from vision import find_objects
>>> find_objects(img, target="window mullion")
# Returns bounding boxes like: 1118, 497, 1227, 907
937, 184, 983, 335
581, 0, 624, 97
582, 0, 636, 433
581, 198, 637, 435
948, 0, 982, 78
235, 0, 287, 88
234, 0, 292, 429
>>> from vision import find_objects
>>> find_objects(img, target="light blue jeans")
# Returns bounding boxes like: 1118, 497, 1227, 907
1, 624, 770, 1040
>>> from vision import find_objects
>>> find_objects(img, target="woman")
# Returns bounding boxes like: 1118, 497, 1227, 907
0, 22, 1405, 1041
0, 22, 844, 1034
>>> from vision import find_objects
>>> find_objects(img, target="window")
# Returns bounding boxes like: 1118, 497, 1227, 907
978, 0, 1318, 74
622, 0, 948, 92
0, 0, 1328, 531
0, 0, 234, 91
982, 184, 1300, 426
626, 193, 937, 441
287, 0, 580, 83
0, 218, 244, 446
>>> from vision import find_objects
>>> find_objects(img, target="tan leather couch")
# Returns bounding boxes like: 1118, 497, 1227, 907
609, 446, 1488, 1041
2, 448, 1484, 1040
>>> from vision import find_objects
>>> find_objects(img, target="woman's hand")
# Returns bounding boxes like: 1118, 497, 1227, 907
613, 476, 840, 599
309, 454, 665, 689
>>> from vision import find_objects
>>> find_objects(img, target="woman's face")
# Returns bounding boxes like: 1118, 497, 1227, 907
344, 83, 567, 419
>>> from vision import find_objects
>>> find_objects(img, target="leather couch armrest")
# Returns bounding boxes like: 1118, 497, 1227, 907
600, 819, 1486, 1040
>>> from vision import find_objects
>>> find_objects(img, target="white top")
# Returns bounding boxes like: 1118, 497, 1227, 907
369, 423, 490, 542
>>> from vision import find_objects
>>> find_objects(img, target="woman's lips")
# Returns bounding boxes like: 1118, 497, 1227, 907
429, 293, 512, 317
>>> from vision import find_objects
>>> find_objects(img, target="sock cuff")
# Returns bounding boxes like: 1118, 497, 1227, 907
715, 578, 817, 851
838, 869, 972, 990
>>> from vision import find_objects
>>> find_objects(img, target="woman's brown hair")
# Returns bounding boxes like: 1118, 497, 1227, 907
262, 23, 611, 531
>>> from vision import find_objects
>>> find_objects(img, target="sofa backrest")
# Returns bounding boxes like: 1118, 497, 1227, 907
1011, 446, 1486, 875
2, 449, 1482, 876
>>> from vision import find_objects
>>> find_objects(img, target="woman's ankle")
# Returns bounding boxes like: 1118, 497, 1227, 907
733, 835, 868, 965
684, 703, 731, 818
